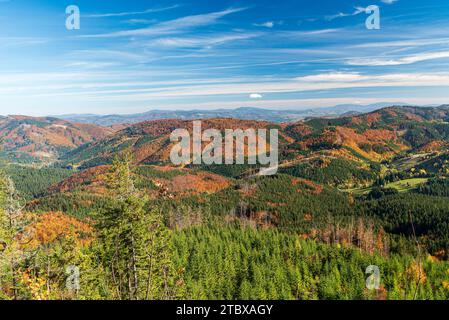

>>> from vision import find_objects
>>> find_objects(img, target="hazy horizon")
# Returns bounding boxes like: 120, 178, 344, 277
0, 101, 437, 118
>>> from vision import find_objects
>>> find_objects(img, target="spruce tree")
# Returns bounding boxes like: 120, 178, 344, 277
97, 154, 177, 300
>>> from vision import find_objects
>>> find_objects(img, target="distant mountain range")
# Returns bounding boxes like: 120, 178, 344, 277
58, 102, 409, 125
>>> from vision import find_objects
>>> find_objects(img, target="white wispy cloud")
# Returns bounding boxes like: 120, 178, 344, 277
275, 29, 343, 40
347, 51, 449, 66
297, 72, 367, 82
83, 7, 247, 38
63, 61, 121, 69
325, 6, 366, 21
31, 72, 449, 100
381, 0, 398, 4
149, 33, 260, 48
86, 5, 179, 18
3, 70, 449, 113
122, 19, 158, 25
295, 28, 342, 35
68, 49, 150, 62
0, 37, 50, 47
253, 21, 274, 28
353, 38, 449, 48
0, 73, 263, 93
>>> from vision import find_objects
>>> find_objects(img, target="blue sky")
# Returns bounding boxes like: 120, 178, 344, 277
1, 0, 449, 115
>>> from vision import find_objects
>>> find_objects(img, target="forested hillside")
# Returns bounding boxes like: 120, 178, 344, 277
0, 116, 114, 163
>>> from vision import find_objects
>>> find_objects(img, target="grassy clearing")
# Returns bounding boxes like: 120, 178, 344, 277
385, 178, 428, 192
340, 186, 372, 195
342, 178, 429, 195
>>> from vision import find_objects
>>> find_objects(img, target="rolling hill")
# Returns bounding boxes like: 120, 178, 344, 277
61, 106, 449, 168
60, 118, 279, 169
0, 115, 115, 163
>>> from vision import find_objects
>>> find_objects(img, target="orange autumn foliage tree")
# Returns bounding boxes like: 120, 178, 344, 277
17, 212, 101, 300
22, 212, 93, 250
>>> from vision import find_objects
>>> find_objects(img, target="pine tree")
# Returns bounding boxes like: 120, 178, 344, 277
97, 154, 178, 300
